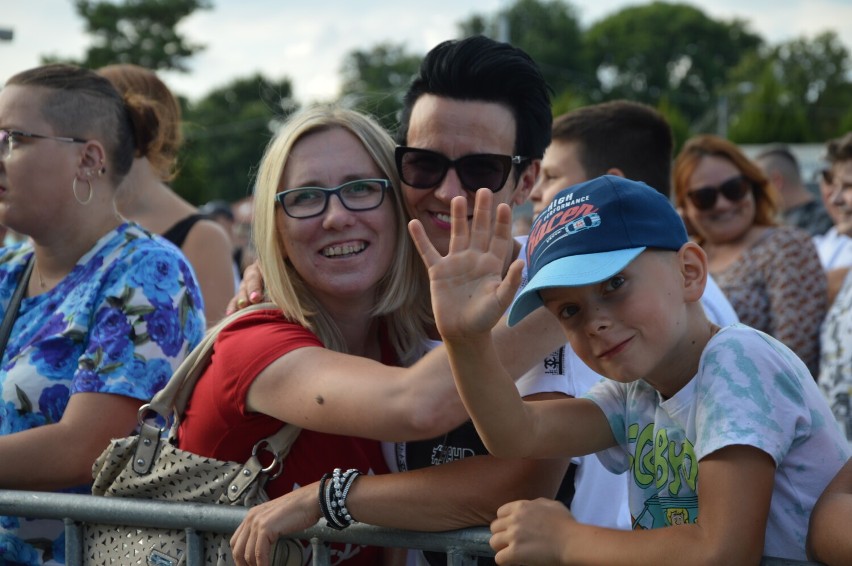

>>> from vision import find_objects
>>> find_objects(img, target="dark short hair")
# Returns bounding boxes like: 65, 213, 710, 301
754, 143, 802, 183
552, 100, 673, 196
397, 35, 552, 175
826, 132, 852, 165
7, 63, 158, 183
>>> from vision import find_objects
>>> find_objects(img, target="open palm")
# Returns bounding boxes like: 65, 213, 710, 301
408, 189, 522, 341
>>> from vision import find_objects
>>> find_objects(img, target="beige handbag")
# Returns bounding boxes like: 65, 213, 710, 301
86, 304, 303, 566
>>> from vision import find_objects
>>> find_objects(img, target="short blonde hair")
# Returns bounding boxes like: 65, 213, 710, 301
253, 105, 431, 364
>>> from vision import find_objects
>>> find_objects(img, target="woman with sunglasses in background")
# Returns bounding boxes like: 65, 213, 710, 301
674, 134, 827, 377
0, 64, 204, 565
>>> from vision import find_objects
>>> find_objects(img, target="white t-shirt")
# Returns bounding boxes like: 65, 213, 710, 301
586, 325, 850, 560
513, 236, 740, 530
813, 226, 852, 270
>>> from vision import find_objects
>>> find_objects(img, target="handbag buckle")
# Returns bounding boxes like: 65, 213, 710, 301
252, 439, 284, 479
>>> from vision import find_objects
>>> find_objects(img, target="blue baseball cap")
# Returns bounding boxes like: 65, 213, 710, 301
507, 175, 689, 326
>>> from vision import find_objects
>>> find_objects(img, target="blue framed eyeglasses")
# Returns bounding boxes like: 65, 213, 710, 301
275, 179, 390, 219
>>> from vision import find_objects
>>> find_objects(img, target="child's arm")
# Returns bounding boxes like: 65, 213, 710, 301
489, 445, 775, 565
409, 189, 614, 459
808, 457, 852, 566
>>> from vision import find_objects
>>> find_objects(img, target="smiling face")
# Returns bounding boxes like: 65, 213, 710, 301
529, 139, 589, 217
829, 160, 852, 234
539, 250, 696, 393
402, 94, 536, 255
277, 127, 397, 307
682, 154, 756, 245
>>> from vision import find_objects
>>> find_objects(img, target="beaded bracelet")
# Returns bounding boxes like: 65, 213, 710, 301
318, 468, 362, 530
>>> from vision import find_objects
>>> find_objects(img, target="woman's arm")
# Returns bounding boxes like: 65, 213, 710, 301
808, 457, 852, 565
0, 392, 141, 489
231, 396, 570, 566
227, 263, 566, 382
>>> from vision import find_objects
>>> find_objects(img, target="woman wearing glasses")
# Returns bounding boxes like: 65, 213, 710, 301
0, 64, 204, 564
674, 134, 827, 376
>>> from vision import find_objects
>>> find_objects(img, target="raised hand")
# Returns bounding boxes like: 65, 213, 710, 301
408, 189, 522, 341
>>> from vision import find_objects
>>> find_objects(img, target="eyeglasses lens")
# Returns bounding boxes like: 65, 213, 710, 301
688, 177, 749, 210
0, 131, 12, 159
279, 180, 386, 218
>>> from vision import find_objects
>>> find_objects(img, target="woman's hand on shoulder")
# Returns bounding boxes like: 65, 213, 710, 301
227, 260, 266, 315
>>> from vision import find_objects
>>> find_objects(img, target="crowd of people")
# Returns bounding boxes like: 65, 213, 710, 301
1, 34, 851, 566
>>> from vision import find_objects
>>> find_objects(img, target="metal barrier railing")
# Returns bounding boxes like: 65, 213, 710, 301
0, 490, 492, 565
0, 490, 824, 566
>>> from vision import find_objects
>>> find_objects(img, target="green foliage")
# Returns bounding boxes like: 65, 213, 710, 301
173, 74, 297, 204
73, 0, 212, 71
656, 96, 690, 153
458, 0, 590, 95
727, 31, 852, 142
338, 43, 422, 131
585, 2, 762, 125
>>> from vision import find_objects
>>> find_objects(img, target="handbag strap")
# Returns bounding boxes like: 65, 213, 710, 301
0, 255, 34, 358
140, 301, 300, 456
147, 301, 278, 418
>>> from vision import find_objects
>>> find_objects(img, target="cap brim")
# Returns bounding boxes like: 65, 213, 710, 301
507, 247, 646, 326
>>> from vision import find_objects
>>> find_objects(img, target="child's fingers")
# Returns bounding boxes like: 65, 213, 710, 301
448, 195, 471, 254
408, 219, 443, 269
469, 188, 495, 251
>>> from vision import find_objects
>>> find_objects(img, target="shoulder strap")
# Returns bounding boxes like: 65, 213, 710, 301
134, 301, 302, 475
147, 302, 278, 419
0, 256, 34, 358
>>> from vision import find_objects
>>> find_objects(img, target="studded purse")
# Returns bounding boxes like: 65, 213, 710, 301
85, 303, 302, 566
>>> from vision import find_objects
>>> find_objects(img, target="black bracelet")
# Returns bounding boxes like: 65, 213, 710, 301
320, 468, 362, 530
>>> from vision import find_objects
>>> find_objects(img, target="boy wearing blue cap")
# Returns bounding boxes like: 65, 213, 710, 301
409, 176, 849, 564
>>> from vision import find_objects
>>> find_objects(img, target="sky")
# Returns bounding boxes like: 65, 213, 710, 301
2, 0, 852, 105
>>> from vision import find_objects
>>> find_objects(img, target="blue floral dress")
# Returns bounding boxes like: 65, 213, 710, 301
0, 223, 205, 565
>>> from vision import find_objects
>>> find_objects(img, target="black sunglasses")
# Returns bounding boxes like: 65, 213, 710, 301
395, 146, 528, 193
686, 175, 752, 211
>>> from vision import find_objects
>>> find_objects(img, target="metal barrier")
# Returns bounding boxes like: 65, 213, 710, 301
0, 490, 492, 565
0, 490, 824, 565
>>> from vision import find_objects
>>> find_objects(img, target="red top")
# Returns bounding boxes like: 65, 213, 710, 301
178, 309, 392, 565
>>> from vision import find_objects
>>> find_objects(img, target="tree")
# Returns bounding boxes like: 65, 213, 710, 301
458, 0, 591, 97
71, 0, 212, 71
174, 74, 297, 204
338, 43, 422, 132
726, 31, 852, 143
585, 2, 762, 127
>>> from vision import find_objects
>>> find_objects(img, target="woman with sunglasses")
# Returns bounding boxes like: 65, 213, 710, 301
674, 134, 827, 376
0, 64, 204, 564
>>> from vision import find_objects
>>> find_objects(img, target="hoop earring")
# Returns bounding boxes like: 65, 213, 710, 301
72, 177, 94, 205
